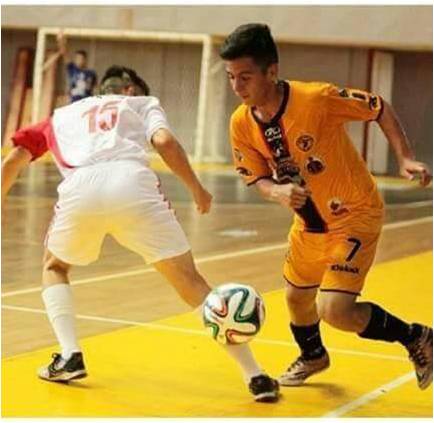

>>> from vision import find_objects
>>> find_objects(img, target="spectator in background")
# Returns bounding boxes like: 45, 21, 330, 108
44, 31, 97, 103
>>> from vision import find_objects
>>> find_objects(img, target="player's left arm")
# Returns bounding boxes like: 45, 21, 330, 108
151, 128, 212, 214
2, 147, 32, 203
377, 100, 432, 187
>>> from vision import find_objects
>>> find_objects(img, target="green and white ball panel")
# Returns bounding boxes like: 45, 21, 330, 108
203, 283, 265, 345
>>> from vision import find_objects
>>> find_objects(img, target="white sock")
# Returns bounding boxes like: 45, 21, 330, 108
195, 304, 263, 382
220, 343, 264, 382
42, 283, 81, 360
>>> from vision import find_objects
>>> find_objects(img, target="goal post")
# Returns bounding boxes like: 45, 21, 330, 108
32, 27, 231, 164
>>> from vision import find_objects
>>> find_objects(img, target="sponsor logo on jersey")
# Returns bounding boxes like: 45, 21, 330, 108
236, 167, 253, 176
338, 88, 349, 98
296, 134, 314, 152
331, 264, 360, 274
327, 198, 349, 216
339, 87, 371, 104
305, 156, 325, 175
369, 95, 380, 111
276, 157, 302, 183
234, 148, 243, 162
264, 125, 286, 158
351, 91, 367, 101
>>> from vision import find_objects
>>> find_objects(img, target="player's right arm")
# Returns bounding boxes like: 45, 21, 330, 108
42, 31, 69, 72
255, 179, 310, 210
230, 113, 310, 210
1, 147, 32, 203
2, 120, 49, 203
152, 128, 212, 214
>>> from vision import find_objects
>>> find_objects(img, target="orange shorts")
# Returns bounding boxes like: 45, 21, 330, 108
283, 226, 381, 295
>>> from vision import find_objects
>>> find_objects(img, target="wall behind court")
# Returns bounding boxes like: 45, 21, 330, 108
2, 6, 432, 172
390, 52, 433, 171
1, 29, 36, 139
2, 5, 432, 51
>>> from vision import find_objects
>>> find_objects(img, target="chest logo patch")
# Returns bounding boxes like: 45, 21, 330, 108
328, 198, 350, 216
305, 156, 325, 175
296, 134, 314, 152
236, 167, 253, 177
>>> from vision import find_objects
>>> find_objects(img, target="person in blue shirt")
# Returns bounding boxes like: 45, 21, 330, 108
65, 50, 97, 103
44, 31, 97, 103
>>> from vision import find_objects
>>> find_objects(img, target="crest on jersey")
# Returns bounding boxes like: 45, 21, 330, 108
236, 167, 253, 177
296, 134, 314, 152
305, 156, 325, 175
327, 198, 349, 216
234, 148, 244, 162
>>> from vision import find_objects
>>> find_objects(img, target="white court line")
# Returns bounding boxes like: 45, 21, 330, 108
387, 200, 432, 209
2, 216, 432, 299
1, 243, 288, 298
321, 371, 415, 417
2, 304, 407, 363
382, 215, 432, 230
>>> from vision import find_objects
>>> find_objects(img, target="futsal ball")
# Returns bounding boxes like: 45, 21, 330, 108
202, 283, 265, 345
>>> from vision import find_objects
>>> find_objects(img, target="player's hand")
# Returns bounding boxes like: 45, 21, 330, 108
192, 185, 213, 214
56, 30, 65, 44
56, 30, 67, 54
272, 183, 311, 210
399, 158, 432, 187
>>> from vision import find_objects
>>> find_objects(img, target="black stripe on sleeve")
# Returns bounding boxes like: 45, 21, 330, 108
374, 96, 385, 121
246, 175, 274, 186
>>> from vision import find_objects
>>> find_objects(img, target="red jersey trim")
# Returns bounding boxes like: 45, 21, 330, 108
44, 119, 74, 169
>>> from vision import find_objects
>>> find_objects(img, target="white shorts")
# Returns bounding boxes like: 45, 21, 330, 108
45, 161, 190, 265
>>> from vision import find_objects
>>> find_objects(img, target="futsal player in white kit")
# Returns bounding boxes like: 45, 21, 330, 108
1, 66, 279, 402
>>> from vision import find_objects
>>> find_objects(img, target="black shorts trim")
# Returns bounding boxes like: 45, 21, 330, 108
284, 275, 319, 290
319, 288, 361, 296
247, 175, 274, 186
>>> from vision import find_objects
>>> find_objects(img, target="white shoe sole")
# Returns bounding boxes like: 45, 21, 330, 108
278, 363, 330, 386
38, 369, 87, 382
254, 392, 279, 402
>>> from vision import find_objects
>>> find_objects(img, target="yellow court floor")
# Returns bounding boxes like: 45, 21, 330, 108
2, 252, 432, 417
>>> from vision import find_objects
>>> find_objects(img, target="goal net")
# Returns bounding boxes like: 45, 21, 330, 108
31, 27, 378, 167
33, 27, 231, 163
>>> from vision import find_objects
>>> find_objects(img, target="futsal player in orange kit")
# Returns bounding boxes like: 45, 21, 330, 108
220, 23, 433, 390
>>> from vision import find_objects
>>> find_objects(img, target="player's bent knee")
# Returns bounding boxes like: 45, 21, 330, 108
317, 298, 355, 328
285, 284, 316, 308
42, 252, 71, 275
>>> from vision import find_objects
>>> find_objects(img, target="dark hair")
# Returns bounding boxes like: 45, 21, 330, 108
123, 67, 150, 96
74, 50, 87, 58
219, 23, 278, 71
101, 65, 127, 84
100, 65, 150, 96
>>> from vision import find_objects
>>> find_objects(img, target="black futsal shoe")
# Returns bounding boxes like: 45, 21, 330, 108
249, 374, 280, 403
407, 324, 433, 390
38, 352, 87, 382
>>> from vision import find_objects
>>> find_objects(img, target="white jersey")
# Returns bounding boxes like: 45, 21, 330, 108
12, 94, 191, 266
50, 95, 170, 177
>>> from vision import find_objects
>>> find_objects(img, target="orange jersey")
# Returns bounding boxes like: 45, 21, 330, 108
230, 80, 385, 232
